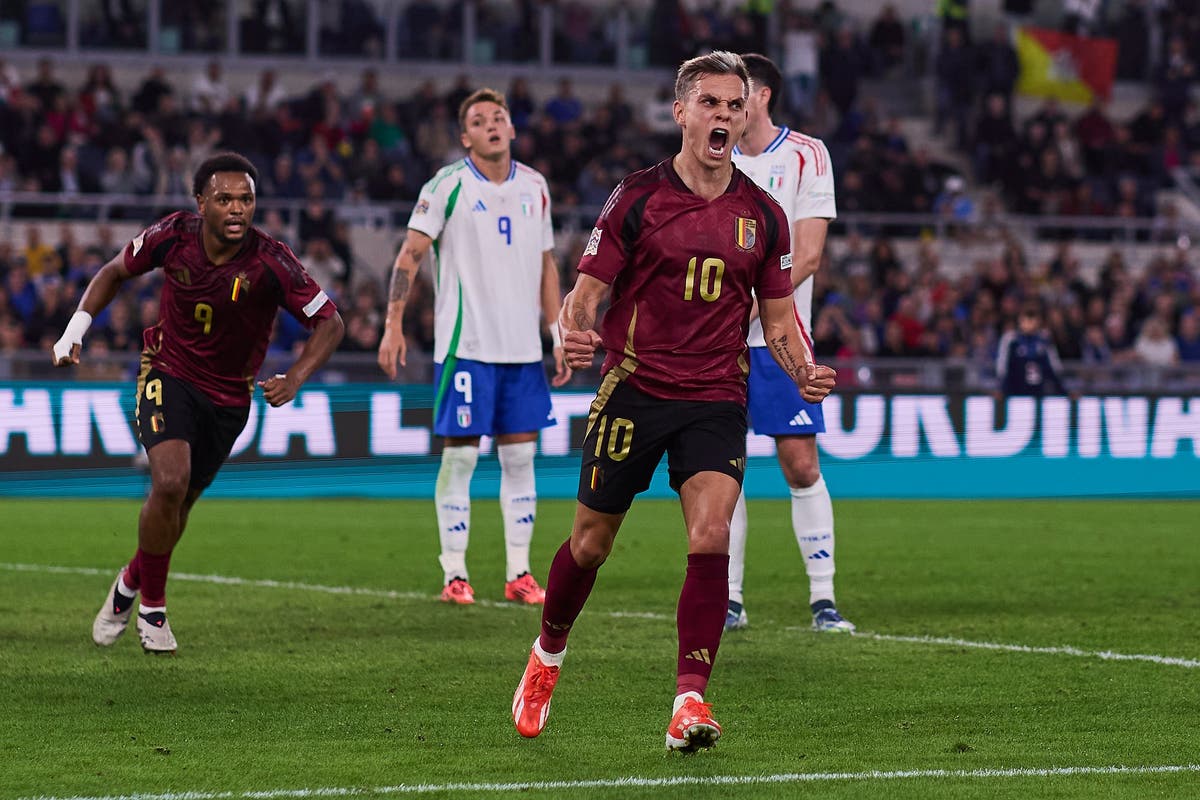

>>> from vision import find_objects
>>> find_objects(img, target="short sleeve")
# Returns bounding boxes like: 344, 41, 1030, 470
795, 139, 837, 220
406, 170, 454, 242
123, 212, 184, 275
755, 200, 794, 301
265, 240, 338, 330
577, 180, 630, 285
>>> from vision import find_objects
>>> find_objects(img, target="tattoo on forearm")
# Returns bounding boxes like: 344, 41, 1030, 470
571, 306, 594, 332
388, 269, 411, 303
768, 334, 804, 382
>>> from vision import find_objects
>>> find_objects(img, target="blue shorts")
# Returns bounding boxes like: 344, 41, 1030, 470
433, 358, 555, 437
746, 346, 826, 436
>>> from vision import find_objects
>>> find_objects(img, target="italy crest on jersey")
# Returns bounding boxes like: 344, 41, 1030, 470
456, 405, 471, 427
735, 217, 756, 251
520, 193, 533, 217
768, 164, 786, 191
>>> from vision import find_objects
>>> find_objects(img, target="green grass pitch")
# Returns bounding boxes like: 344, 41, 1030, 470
1, 498, 1198, 799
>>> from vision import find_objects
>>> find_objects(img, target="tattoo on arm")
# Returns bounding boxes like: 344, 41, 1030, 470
571, 305, 595, 332
768, 333, 804, 383
388, 269, 411, 304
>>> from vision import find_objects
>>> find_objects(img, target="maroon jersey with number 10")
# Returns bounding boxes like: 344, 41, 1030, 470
578, 159, 794, 404
124, 211, 337, 407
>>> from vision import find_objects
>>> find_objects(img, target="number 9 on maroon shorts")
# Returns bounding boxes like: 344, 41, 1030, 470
577, 381, 748, 514
135, 367, 250, 491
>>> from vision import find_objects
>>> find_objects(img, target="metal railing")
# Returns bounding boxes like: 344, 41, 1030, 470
3, 191, 1198, 246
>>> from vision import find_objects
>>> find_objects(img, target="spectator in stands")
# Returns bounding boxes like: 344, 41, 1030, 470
1113, 0, 1151, 80
414, 100, 461, 170
1133, 316, 1180, 365
25, 58, 65, 112
934, 27, 974, 149
1155, 35, 1195, 123
190, 60, 230, 116
973, 93, 1018, 185
976, 23, 1020, 105
544, 78, 583, 125
130, 66, 173, 115
1075, 98, 1116, 174
820, 25, 866, 119
1176, 310, 1200, 361
245, 69, 288, 116
867, 4, 906, 73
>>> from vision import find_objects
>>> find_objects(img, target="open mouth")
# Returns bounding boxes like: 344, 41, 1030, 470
707, 128, 729, 158
226, 220, 245, 234
488, 133, 502, 144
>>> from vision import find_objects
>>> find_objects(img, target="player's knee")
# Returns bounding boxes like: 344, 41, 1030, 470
570, 527, 614, 569
783, 461, 821, 489
150, 471, 190, 506
687, 519, 731, 554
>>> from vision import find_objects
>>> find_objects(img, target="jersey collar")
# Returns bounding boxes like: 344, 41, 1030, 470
464, 155, 516, 183
732, 125, 790, 157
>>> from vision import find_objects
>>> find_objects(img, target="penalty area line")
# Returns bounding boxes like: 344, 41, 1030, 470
16, 764, 1200, 800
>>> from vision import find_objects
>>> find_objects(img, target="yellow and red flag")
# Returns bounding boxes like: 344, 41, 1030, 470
1015, 27, 1117, 104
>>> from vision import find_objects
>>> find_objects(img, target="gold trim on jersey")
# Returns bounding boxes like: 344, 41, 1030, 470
586, 356, 638, 439
586, 307, 641, 438
738, 352, 749, 377
134, 352, 153, 428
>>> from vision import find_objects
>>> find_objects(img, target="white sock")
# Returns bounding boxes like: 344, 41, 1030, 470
791, 475, 836, 605
499, 441, 537, 582
117, 574, 137, 598
138, 604, 165, 614
673, 690, 704, 714
436, 445, 478, 584
727, 490, 748, 605
532, 637, 565, 667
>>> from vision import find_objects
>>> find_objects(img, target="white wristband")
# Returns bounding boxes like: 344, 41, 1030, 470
549, 322, 563, 348
53, 310, 93, 362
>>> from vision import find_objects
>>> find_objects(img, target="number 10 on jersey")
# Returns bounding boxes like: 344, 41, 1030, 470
683, 257, 724, 302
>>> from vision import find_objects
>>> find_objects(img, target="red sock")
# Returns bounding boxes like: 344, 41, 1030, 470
137, 548, 172, 608
123, 551, 141, 591
676, 552, 729, 697
539, 539, 599, 654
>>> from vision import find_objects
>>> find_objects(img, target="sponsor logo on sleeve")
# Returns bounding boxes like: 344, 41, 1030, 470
131, 231, 146, 257
781, 252, 793, 271
414, 199, 430, 215
583, 227, 603, 257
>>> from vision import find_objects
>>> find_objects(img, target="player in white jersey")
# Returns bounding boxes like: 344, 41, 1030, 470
727, 54, 853, 633
378, 88, 570, 606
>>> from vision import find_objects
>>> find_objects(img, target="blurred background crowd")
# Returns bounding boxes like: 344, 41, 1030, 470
3, 0, 1200, 385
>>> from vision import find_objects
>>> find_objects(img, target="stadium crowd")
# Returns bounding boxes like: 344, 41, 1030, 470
3, 1, 1200, 379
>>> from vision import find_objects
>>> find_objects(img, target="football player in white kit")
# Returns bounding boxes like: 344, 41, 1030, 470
728, 54, 853, 633
378, 88, 570, 606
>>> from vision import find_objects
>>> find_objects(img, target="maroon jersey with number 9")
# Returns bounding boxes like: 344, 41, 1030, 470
578, 159, 793, 404
124, 211, 337, 406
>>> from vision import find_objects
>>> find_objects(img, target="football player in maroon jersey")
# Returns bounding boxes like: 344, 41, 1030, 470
53, 152, 344, 654
512, 52, 836, 751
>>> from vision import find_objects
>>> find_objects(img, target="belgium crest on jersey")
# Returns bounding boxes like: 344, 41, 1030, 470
231, 272, 250, 302
734, 217, 756, 251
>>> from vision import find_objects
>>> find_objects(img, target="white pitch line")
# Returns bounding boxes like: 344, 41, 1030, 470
862, 632, 1200, 670
6, 563, 1197, 665
0, 562, 670, 620
16, 764, 1200, 800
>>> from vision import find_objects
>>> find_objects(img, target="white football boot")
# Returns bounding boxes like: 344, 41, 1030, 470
136, 609, 178, 654
93, 572, 136, 646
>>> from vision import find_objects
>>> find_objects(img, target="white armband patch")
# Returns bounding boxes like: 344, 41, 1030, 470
781, 253, 792, 270
583, 227, 602, 257
302, 290, 329, 318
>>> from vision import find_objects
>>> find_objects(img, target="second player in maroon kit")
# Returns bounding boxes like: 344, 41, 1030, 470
127, 209, 338, 406
510, 52, 836, 752
53, 152, 344, 654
